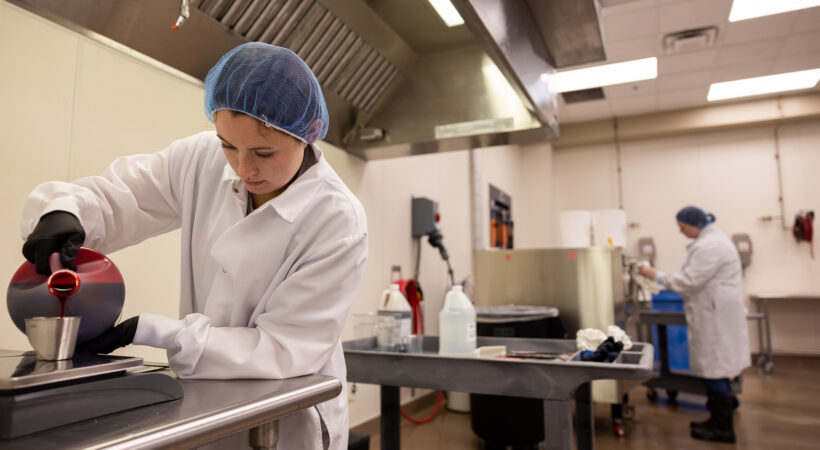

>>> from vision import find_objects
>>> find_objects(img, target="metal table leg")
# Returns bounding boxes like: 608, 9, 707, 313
658, 324, 670, 377
381, 385, 400, 450
543, 399, 574, 450
762, 298, 774, 373
249, 420, 279, 450
758, 317, 765, 367
575, 382, 594, 450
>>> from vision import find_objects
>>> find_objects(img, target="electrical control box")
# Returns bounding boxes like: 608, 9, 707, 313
412, 197, 440, 237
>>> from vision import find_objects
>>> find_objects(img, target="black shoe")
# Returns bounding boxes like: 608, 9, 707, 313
690, 394, 736, 443
690, 417, 715, 431
690, 392, 716, 430
690, 425, 736, 443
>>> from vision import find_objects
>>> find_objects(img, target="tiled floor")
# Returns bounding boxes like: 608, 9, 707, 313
352, 355, 820, 449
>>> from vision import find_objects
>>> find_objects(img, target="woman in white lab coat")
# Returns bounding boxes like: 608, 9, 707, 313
639, 206, 749, 444
20, 42, 367, 450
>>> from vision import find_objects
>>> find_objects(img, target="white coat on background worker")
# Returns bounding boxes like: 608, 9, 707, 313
639, 205, 749, 444
20, 42, 367, 450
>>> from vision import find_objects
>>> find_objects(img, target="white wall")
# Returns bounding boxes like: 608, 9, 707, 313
553, 121, 820, 355
475, 143, 554, 250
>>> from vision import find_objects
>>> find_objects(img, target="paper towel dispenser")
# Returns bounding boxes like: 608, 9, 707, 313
731, 233, 752, 268
638, 237, 656, 265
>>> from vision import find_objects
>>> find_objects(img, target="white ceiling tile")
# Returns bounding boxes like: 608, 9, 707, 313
658, 0, 731, 33
557, 100, 574, 123
779, 31, 820, 57
610, 94, 658, 116
792, 7, 820, 33
559, 112, 578, 124
770, 51, 820, 73
722, 13, 797, 45
603, 78, 658, 98
604, 8, 658, 41
564, 99, 613, 122
712, 61, 773, 82
715, 40, 781, 66
658, 68, 713, 91
554, 1, 819, 124
601, 0, 658, 16
605, 36, 660, 61
658, 49, 717, 74
658, 86, 709, 110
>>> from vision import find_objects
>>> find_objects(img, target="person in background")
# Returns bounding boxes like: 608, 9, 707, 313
639, 205, 750, 444
20, 42, 367, 450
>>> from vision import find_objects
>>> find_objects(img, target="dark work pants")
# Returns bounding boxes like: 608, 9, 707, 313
703, 377, 732, 395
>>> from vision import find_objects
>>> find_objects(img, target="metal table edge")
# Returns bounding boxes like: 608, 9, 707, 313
95, 375, 342, 450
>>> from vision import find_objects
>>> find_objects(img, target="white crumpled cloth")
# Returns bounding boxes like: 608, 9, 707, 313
576, 325, 633, 351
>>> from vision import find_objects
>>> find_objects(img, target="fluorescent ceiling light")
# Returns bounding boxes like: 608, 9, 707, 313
428, 0, 464, 27
729, 0, 820, 22
549, 57, 657, 93
707, 69, 820, 101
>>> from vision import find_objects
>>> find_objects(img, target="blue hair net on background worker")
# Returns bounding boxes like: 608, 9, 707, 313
639, 205, 750, 444
676, 205, 715, 229
204, 42, 329, 144
20, 42, 367, 450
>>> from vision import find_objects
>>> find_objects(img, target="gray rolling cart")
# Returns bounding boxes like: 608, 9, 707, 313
344, 336, 653, 450
637, 311, 743, 401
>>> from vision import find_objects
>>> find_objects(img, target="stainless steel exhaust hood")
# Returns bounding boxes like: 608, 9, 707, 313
11, 0, 606, 159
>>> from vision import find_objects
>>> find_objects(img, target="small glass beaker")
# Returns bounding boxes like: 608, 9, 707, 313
351, 312, 379, 343
376, 315, 399, 351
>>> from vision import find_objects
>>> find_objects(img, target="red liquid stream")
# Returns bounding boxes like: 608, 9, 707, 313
56, 296, 69, 318
49, 272, 78, 318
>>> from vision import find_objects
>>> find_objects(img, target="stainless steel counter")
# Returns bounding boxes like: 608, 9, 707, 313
0, 367, 341, 449
749, 293, 820, 373
344, 336, 653, 450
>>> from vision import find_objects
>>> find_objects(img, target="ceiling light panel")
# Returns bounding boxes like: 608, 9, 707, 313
707, 68, 820, 100
729, 0, 820, 22
549, 57, 658, 93
428, 0, 464, 27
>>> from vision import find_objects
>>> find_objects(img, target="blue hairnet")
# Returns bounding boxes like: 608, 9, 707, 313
204, 42, 329, 144
676, 206, 715, 229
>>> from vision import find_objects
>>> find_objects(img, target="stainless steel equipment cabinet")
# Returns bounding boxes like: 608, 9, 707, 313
0, 362, 341, 449
344, 336, 653, 450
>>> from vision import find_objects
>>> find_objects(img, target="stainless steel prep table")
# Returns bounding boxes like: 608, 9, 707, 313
0, 361, 341, 449
343, 336, 653, 450
749, 293, 820, 374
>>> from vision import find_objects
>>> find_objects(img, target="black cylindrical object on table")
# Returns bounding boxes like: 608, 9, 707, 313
470, 305, 564, 449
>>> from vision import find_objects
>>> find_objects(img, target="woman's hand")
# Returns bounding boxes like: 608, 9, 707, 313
638, 264, 657, 280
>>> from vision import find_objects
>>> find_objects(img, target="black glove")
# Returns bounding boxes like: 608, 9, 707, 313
23, 211, 86, 275
76, 317, 139, 355
580, 337, 625, 362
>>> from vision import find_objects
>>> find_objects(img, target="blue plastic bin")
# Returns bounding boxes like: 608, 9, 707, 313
651, 290, 690, 371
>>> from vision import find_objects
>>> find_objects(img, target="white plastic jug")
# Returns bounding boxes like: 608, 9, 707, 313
439, 285, 476, 356
377, 284, 412, 350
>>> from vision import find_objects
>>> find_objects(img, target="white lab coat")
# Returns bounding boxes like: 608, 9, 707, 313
657, 224, 750, 379
21, 131, 368, 450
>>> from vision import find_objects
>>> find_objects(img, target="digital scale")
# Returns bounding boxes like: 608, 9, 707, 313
0, 349, 183, 439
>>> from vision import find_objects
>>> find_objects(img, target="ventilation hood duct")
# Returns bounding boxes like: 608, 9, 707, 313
11, 0, 606, 160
